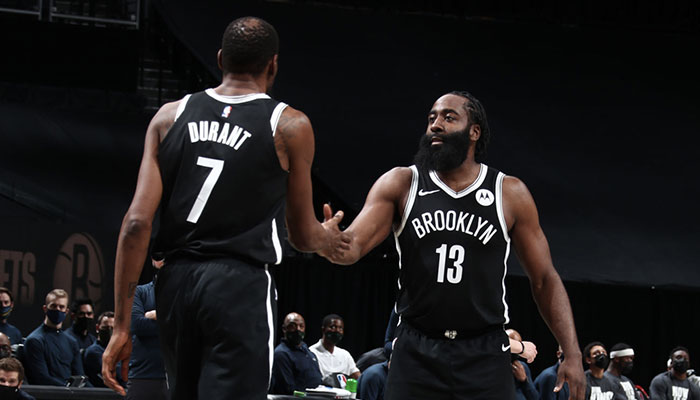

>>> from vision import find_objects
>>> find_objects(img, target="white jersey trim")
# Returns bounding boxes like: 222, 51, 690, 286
496, 172, 511, 325
270, 103, 288, 136
394, 165, 419, 237
501, 240, 511, 325
428, 163, 487, 198
495, 172, 510, 243
204, 88, 271, 104
271, 218, 283, 265
173, 94, 191, 122
264, 266, 275, 387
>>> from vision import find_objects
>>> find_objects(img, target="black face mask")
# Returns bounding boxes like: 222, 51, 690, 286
673, 359, 690, 374
594, 353, 609, 369
285, 330, 305, 347
325, 331, 343, 345
620, 361, 634, 375
98, 328, 112, 346
0, 348, 11, 359
74, 317, 93, 333
0, 384, 21, 400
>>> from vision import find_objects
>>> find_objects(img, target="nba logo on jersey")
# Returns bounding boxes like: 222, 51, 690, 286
221, 105, 232, 118
476, 189, 495, 206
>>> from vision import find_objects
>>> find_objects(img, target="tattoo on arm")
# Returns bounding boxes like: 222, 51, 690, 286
128, 282, 138, 298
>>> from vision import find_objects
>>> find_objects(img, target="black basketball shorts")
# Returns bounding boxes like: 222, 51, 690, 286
155, 257, 277, 400
385, 323, 515, 400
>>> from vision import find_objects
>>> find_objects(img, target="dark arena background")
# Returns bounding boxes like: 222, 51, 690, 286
1, 0, 699, 398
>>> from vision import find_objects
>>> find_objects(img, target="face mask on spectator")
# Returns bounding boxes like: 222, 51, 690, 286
74, 317, 93, 333
46, 309, 67, 325
0, 305, 11, 319
621, 361, 634, 375
285, 330, 305, 347
325, 331, 343, 345
594, 353, 609, 369
98, 328, 112, 345
0, 384, 21, 400
673, 359, 690, 374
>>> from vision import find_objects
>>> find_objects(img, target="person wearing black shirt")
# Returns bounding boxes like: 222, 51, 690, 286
583, 342, 622, 400
102, 16, 349, 400
650, 347, 700, 400
66, 298, 96, 351
319, 91, 585, 399
604, 343, 640, 400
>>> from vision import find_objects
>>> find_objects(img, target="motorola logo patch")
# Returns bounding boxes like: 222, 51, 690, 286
476, 189, 494, 206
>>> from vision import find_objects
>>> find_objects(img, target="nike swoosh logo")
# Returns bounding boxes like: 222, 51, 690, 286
502, 344, 511, 352
418, 189, 440, 196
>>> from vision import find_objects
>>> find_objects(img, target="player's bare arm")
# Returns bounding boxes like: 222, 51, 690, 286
102, 100, 178, 395
503, 175, 585, 400
321, 167, 412, 265
276, 106, 349, 253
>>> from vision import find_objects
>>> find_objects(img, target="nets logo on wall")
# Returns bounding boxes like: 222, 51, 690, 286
54, 233, 104, 310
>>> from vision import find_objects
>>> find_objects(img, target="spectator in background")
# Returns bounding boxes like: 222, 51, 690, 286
270, 312, 322, 395
605, 343, 639, 400
357, 307, 399, 400
23, 289, 86, 386
310, 314, 361, 381
66, 298, 96, 351
507, 328, 539, 400
84, 311, 120, 387
0, 287, 23, 346
0, 357, 35, 400
582, 341, 618, 400
128, 266, 169, 400
534, 345, 570, 400
0, 333, 12, 359
649, 346, 700, 399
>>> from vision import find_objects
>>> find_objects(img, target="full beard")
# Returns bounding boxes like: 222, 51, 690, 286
413, 126, 471, 172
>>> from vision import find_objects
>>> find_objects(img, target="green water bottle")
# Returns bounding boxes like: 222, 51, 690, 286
346, 378, 358, 399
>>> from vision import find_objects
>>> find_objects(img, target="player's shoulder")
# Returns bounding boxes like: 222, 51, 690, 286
371, 166, 414, 201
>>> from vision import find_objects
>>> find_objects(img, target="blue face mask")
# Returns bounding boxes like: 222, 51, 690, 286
46, 309, 67, 325
0, 305, 11, 319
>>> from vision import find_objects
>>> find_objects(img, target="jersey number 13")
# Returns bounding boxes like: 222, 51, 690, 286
435, 244, 464, 284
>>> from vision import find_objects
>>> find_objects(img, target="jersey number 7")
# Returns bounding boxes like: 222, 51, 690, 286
187, 156, 224, 223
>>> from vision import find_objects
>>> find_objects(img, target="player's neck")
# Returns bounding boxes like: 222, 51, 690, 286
606, 367, 620, 377
216, 74, 269, 96
435, 159, 481, 192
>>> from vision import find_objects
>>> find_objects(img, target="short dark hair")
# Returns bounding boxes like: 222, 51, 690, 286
583, 341, 606, 358
0, 356, 25, 382
670, 346, 690, 359
221, 16, 279, 75
322, 314, 343, 328
71, 298, 93, 314
448, 90, 491, 163
0, 287, 12, 302
97, 311, 115, 325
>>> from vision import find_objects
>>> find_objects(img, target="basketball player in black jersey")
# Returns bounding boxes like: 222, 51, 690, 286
101, 17, 350, 400
320, 91, 585, 399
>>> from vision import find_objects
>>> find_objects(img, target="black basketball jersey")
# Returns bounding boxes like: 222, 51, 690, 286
153, 89, 288, 265
394, 164, 510, 335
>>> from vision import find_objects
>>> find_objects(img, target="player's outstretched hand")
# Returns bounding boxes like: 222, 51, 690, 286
555, 354, 585, 400
102, 329, 132, 396
521, 340, 537, 363
318, 203, 352, 263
